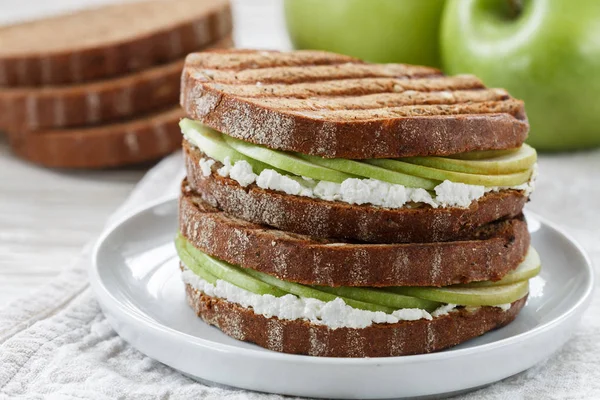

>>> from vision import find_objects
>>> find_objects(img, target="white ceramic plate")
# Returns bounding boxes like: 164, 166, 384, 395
91, 197, 594, 399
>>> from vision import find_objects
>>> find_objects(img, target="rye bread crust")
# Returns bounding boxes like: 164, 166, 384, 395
180, 49, 529, 158
185, 285, 527, 357
0, 36, 233, 132
0, 0, 232, 87
179, 187, 531, 287
10, 107, 184, 168
184, 141, 529, 243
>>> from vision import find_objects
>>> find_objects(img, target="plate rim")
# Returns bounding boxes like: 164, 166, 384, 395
91, 195, 595, 367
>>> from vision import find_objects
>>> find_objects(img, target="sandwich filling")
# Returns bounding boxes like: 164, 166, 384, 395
176, 234, 540, 329
181, 119, 537, 209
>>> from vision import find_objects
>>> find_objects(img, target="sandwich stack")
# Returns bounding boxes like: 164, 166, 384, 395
0, 0, 232, 168
175, 49, 540, 357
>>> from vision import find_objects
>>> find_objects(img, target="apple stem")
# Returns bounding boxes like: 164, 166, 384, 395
507, 0, 523, 18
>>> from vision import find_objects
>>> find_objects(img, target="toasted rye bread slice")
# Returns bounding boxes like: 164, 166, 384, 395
0, 0, 231, 87
9, 107, 184, 168
186, 285, 527, 357
184, 141, 528, 243
0, 35, 233, 132
180, 49, 529, 158
179, 187, 530, 287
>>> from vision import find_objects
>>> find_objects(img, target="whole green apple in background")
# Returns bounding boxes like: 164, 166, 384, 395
441, 0, 600, 150
284, 0, 445, 67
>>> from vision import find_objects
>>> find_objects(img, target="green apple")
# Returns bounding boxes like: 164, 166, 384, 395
298, 154, 439, 189
441, 0, 600, 150
284, 0, 446, 67
175, 237, 218, 285
389, 280, 529, 306
224, 135, 354, 183
179, 119, 257, 167
403, 144, 537, 175
449, 148, 518, 161
367, 158, 533, 187
315, 285, 441, 312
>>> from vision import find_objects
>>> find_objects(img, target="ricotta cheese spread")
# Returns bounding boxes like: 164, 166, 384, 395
181, 267, 456, 329
200, 156, 536, 209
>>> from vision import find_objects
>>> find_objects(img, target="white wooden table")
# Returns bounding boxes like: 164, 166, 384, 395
0, 0, 290, 305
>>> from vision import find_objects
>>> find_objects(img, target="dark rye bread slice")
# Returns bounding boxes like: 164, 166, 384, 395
180, 49, 529, 158
0, 35, 233, 132
184, 141, 528, 244
179, 187, 531, 287
9, 107, 184, 168
0, 0, 231, 87
186, 285, 527, 357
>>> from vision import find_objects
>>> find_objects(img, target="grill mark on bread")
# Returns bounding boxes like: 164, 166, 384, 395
210, 75, 485, 98
186, 286, 527, 357
184, 143, 529, 244
293, 100, 524, 121
186, 49, 357, 70
181, 49, 529, 158
249, 89, 509, 112
179, 188, 530, 287
191, 63, 439, 85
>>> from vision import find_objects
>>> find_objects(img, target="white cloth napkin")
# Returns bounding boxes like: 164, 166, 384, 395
1, 150, 599, 400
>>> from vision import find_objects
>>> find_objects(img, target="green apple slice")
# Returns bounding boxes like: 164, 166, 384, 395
314, 285, 441, 311
388, 281, 529, 306
449, 148, 519, 160
175, 240, 218, 285
297, 154, 439, 190
458, 247, 541, 288
366, 158, 533, 187
180, 118, 274, 174
176, 234, 288, 297
224, 135, 354, 183
402, 144, 537, 175
244, 268, 395, 313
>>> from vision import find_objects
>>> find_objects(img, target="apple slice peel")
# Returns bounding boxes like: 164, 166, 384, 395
403, 144, 537, 175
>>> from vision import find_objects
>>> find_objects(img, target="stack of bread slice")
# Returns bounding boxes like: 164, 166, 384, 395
175, 49, 540, 357
0, 0, 232, 168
